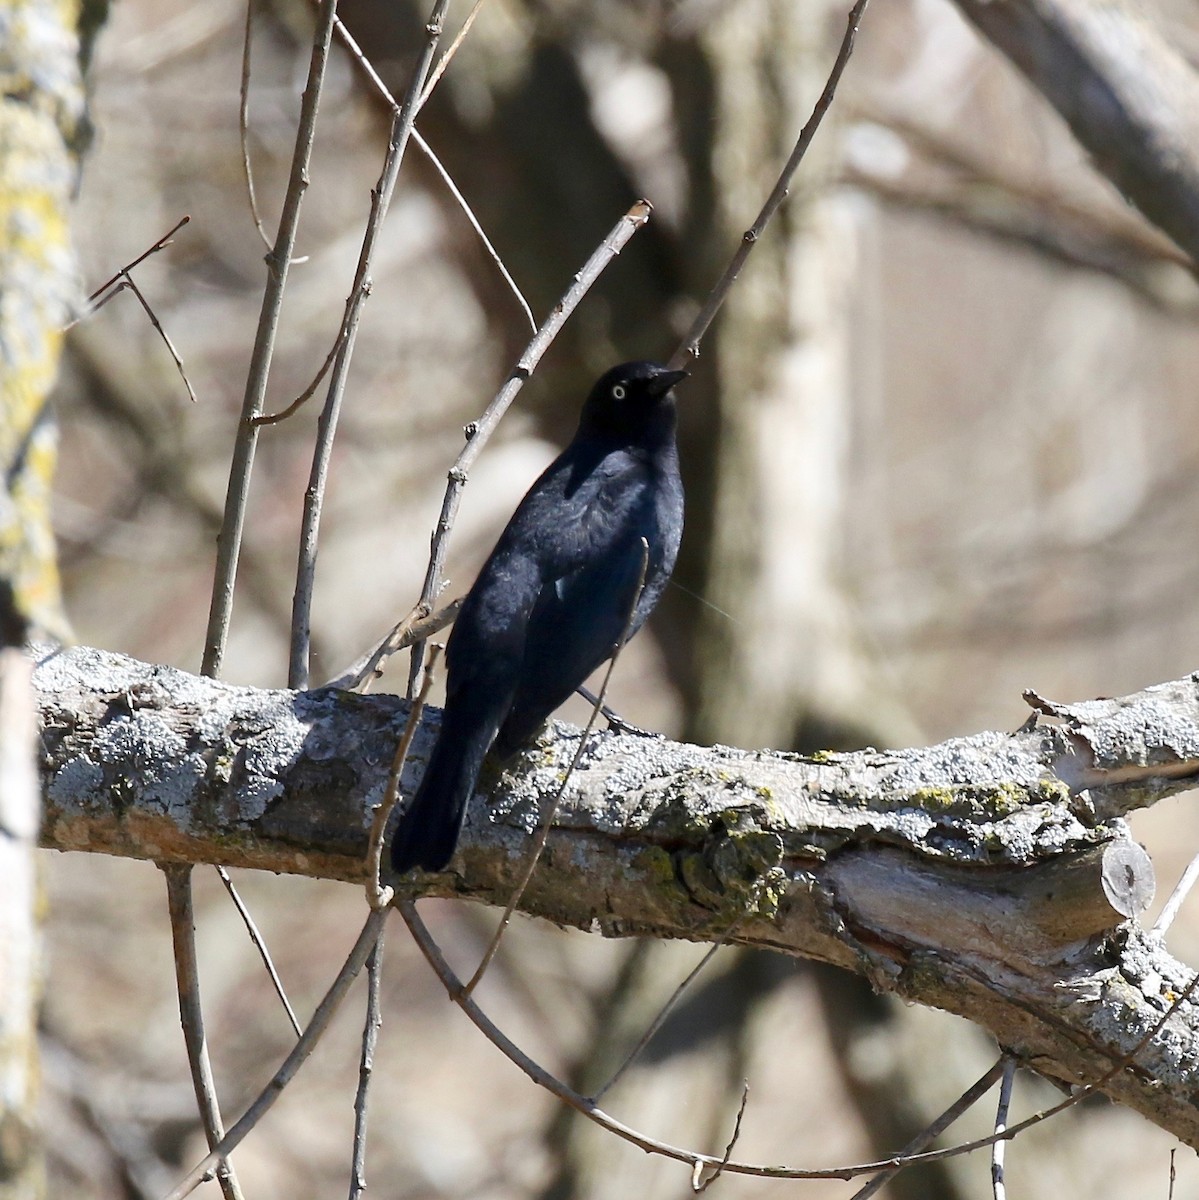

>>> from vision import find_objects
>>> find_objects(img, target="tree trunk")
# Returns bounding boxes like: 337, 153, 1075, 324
0, 3, 82, 1194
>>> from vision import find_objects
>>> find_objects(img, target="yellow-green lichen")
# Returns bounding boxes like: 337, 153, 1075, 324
1033, 778, 1072, 805
0, 0, 84, 641
676, 809, 786, 921
908, 781, 1030, 820
637, 843, 683, 889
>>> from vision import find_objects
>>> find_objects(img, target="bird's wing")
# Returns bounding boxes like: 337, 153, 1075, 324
463, 442, 673, 755
490, 444, 651, 585
494, 533, 649, 756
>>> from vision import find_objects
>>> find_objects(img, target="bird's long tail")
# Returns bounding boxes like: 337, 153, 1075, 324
390, 704, 497, 874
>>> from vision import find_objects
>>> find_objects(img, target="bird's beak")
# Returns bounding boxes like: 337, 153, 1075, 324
647, 368, 689, 398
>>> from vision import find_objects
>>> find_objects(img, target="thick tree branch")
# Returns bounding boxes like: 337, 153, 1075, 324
34, 644, 1199, 1146
953, 0, 1199, 264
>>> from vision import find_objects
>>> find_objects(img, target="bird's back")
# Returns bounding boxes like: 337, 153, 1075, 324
492, 436, 682, 756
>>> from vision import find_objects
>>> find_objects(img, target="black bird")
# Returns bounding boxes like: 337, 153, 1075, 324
390, 360, 687, 874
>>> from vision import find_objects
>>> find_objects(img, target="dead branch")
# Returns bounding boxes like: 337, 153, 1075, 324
34, 643, 1199, 1148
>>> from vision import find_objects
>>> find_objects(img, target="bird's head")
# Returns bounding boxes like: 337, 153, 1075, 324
578, 360, 689, 444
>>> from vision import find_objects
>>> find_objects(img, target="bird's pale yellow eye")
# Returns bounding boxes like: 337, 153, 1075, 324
612, 384, 626, 400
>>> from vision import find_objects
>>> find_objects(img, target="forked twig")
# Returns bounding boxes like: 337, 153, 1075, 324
162, 865, 246, 1200
79, 214, 191, 307
216, 865, 303, 1038
692, 1082, 750, 1193
322, 596, 461, 692
163, 908, 389, 1200
330, 14, 535, 335
419, 0, 487, 107
667, 0, 871, 371
402, 897, 1199, 1185
849, 1058, 1009, 1200
462, 540, 650, 997
203, 0, 340, 679
406, 199, 652, 696
366, 645, 441, 910
70, 215, 198, 403
289, 0, 454, 689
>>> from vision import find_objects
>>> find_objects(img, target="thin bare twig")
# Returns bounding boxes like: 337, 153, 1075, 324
406, 198, 652, 697
289, 0, 454, 689
462, 539, 650, 997
255, 17, 534, 432
79, 214, 191, 307
692, 1082, 750, 1193
68, 215, 198, 402
592, 935, 730, 1103
255, 13, 531, 443
414, 128, 537, 332
322, 597, 461, 691
162, 865, 246, 1200
75, 277, 198, 404
163, 908, 389, 1200
893, 970, 1199, 1174
419, 0, 487, 107
353, 642, 439, 1199
348, 929, 386, 1200
239, 0, 272, 250
366, 645, 441, 910
667, 0, 870, 370
404, 897, 828, 1181
332, 16, 536, 333
991, 1058, 1016, 1200
250, 318, 348, 426
215, 865, 303, 1038
203, 0, 340, 679
849, 1058, 1009, 1200
1153, 851, 1199, 935
119, 274, 198, 404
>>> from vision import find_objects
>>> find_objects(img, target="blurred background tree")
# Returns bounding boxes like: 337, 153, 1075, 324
35, 0, 1199, 1196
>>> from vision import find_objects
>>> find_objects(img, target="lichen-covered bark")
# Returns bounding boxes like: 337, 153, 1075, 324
0, 3, 81, 1197
33, 643, 1199, 1147
0, 0, 78, 641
